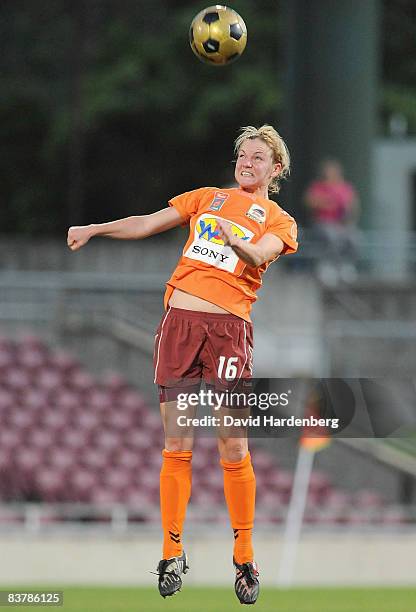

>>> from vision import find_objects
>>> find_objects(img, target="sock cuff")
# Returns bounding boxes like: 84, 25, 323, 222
162, 449, 193, 461
220, 451, 251, 470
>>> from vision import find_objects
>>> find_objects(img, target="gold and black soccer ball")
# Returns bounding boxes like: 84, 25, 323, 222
189, 5, 247, 66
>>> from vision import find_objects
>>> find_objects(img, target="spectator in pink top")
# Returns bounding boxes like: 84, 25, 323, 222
304, 159, 360, 284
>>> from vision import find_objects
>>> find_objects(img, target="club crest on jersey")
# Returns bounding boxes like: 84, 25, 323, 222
246, 204, 266, 224
209, 191, 229, 211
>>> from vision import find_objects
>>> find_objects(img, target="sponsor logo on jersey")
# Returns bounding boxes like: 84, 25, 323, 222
246, 204, 266, 223
190, 245, 230, 263
184, 214, 254, 273
196, 217, 249, 246
209, 191, 229, 211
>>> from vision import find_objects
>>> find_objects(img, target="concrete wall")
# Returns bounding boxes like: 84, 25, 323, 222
1, 529, 415, 587
0, 233, 184, 274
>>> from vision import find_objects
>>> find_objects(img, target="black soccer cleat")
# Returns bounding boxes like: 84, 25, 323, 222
156, 551, 189, 598
233, 558, 260, 605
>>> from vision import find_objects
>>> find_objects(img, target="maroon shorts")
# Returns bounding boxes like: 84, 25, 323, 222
153, 307, 253, 398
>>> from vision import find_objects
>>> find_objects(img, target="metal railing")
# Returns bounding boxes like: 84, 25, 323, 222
1, 230, 416, 277
1, 502, 415, 534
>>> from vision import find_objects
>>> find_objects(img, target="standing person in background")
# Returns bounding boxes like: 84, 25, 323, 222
67, 125, 298, 605
304, 159, 360, 284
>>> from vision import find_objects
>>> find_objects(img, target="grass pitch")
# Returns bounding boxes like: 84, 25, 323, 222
8, 586, 416, 612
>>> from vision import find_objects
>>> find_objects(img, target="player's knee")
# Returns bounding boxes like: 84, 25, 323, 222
164, 437, 194, 452
219, 439, 247, 463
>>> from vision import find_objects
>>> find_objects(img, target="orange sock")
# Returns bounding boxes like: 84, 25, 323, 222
221, 451, 256, 564
160, 449, 192, 559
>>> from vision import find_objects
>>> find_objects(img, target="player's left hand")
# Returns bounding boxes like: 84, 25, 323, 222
216, 220, 236, 247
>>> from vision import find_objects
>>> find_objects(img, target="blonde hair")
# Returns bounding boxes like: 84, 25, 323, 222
234, 124, 291, 193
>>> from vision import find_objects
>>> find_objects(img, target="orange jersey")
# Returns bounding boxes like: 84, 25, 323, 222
164, 187, 298, 321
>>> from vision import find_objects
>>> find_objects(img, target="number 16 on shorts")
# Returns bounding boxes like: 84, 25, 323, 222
217, 356, 239, 380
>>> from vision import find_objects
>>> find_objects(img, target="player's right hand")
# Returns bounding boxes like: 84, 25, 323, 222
67, 225, 92, 251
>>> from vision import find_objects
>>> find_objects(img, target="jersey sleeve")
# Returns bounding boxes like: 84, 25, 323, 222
266, 206, 298, 255
168, 187, 211, 224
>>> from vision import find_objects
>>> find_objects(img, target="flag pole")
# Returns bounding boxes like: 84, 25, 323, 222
277, 445, 315, 587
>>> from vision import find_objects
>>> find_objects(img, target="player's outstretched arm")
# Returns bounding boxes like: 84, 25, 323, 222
67, 207, 183, 251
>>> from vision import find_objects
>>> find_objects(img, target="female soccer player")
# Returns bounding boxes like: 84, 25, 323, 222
67, 125, 298, 605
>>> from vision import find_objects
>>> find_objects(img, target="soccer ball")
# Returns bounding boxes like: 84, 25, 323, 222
189, 5, 247, 66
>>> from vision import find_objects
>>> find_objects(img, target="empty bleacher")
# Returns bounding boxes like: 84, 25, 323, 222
0, 335, 412, 530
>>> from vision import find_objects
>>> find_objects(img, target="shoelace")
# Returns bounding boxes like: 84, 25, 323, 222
237, 563, 259, 587
150, 561, 180, 581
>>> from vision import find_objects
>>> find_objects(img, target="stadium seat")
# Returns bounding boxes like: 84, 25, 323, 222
0, 429, 22, 452
115, 449, 141, 470
333, 489, 354, 507
52, 389, 80, 411
41, 409, 70, 433
87, 389, 113, 412
68, 370, 96, 393
36, 368, 64, 392
48, 351, 79, 374
255, 506, 284, 524
46, 448, 75, 472
30, 428, 54, 451
91, 487, 121, 505
94, 430, 122, 453
0, 389, 14, 410
125, 429, 153, 452
5, 367, 32, 390
102, 372, 130, 394
191, 489, 223, 505
16, 346, 47, 371
195, 436, 218, 453
62, 430, 91, 452
256, 489, 285, 507
125, 489, 156, 514
81, 449, 109, 471
35, 468, 67, 502
0, 336, 14, 350
251, 448, 279, 471
0, 349, 15, 372
15, 449, 44, 491
20, 388, 49, 410
105, 411, 133, 432
7, 408, 35, 431
198, 466, 224, 495
141, 448, 163, 469
69, 469, 99, 502
264, 470, 283, 488
137, 470, 160, 497
118, 390, 146, 412
103, 469, 132, 494
19, 335, 48, 352
73, 411, 102, 433
190, 452, 210, 470
308, 471, 331, 497
271, 470, 294, 501
0, 449, 16, 498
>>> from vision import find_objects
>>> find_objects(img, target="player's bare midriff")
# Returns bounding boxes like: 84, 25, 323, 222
168, 287, 231, 314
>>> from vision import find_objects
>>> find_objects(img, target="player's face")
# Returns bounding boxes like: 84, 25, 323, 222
235, 138, 281, 194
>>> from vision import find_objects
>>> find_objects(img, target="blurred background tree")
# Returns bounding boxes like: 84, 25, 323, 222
0, 0, 414, 234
